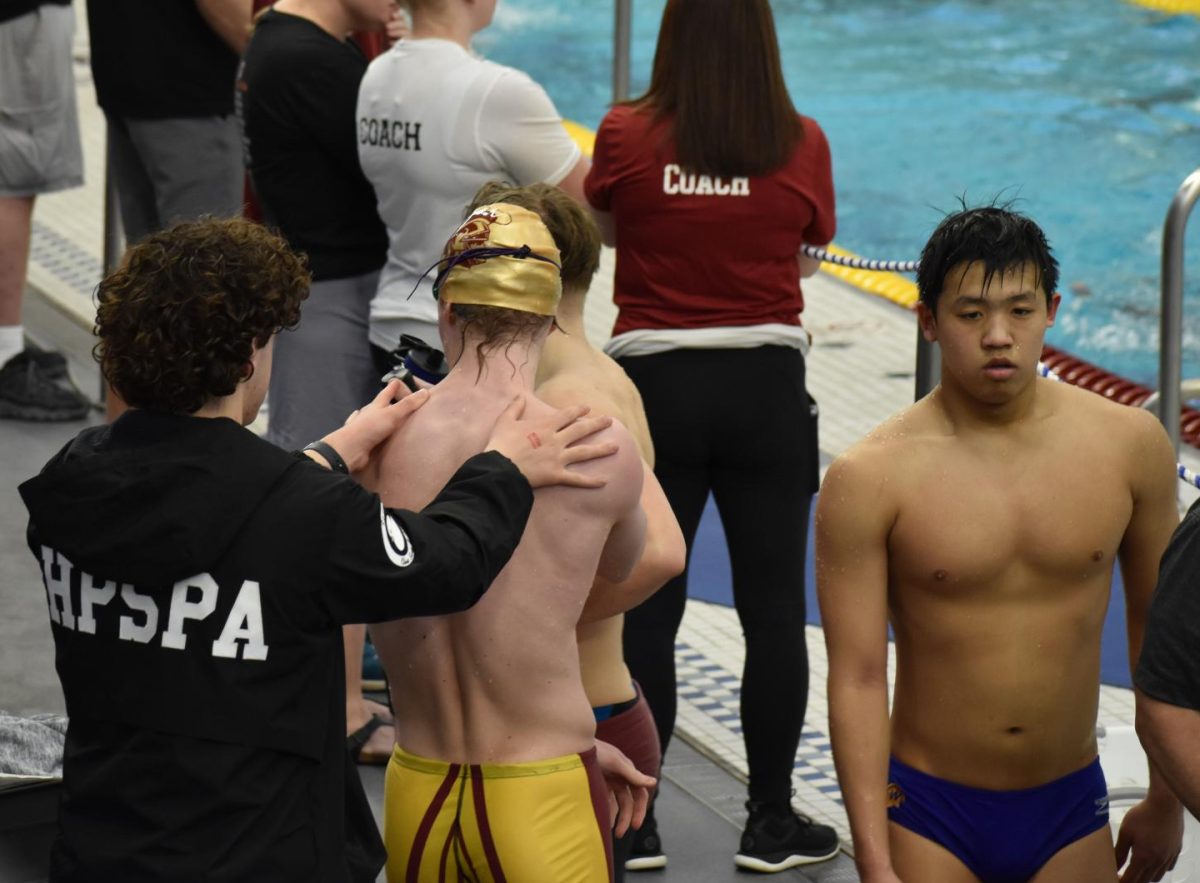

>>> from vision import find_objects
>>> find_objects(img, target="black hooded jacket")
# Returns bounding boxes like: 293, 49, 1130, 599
19, 410, 533, 882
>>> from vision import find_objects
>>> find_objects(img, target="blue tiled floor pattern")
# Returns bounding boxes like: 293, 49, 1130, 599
675, 640, 844, 805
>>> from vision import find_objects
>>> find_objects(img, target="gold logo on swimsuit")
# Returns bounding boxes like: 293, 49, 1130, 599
886, 782, 905, 808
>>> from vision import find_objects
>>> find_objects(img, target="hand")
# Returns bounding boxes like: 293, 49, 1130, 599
384, 2, 409, 44
1115, 794, 1182, 883
594, 739, 656, 838
485, 396, 617, 489
320, 380, 429, 474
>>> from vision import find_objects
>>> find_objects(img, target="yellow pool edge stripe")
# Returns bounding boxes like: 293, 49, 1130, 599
1125, 0, 1200, 14
562, 119, 919, 312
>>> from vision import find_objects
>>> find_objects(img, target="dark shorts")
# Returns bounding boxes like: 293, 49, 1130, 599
594, 682, 661, 781
886, 755, 1110, 883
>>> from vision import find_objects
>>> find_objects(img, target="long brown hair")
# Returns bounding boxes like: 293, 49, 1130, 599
634, 0, 802, 178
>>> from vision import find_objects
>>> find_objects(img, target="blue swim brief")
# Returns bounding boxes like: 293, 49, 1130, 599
886, 755, 1110, 883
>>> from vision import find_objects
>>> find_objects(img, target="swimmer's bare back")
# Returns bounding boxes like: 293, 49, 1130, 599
370, 379, 645, 764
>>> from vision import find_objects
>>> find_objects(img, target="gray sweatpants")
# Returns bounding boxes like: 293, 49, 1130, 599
105, 112, 243, 245
266, 270, 383, 452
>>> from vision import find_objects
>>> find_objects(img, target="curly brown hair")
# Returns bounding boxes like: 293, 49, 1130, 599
466, 181, 600, 294
94, 218, 310, 414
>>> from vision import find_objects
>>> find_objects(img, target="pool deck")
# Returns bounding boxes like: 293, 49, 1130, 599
4, 14, 1197, 881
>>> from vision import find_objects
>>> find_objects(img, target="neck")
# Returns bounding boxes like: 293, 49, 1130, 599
932, 371, 1042, 430
191, 391, 247, 424
554, 293, 587, 338
273, 0, 353, 38
446, 335, 544, 396
411, 5, 474, 46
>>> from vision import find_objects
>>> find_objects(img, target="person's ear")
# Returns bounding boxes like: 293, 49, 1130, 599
916, 302, 938, 343
1046, 291, 1062, 326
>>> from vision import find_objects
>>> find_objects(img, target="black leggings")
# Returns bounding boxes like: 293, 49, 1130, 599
618, 346, 818, 807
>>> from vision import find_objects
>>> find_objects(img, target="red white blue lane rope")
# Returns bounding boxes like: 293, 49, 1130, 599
1036, 361, 1200, 489
801, 244, 920, 273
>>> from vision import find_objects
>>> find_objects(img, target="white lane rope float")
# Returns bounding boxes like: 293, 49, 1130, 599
801, 244, 920, 273
1036, 362, 1200, 489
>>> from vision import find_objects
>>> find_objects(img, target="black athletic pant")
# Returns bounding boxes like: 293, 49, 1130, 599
618, 346, 819, 808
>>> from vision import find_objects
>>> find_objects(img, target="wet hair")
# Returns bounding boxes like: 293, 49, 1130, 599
633, 0, 802, 178
466, 181, 601, 294
917, 203, 1059, 313
95, 218, 309, 414
449, 303, 551, 381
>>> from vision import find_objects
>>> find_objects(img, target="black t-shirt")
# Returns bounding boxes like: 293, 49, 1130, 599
238, 10, 387, 281
1135, 497, 1200, 712
1, 0, 69, 25
87, 0, 238, 119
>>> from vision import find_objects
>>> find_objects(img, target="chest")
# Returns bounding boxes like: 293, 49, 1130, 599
887, 443, 1133, 588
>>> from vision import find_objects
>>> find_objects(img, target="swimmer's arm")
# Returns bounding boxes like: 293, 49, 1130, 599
1115, 412, 1184, 879
1135, 691, 1200, 821
593, 453, 648, 585
817, 453, 897, 880
1119, 411, 1181, 677
579, 462, 685, 623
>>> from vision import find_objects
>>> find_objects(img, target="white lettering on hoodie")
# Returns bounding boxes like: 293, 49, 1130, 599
37, 546, 270, 662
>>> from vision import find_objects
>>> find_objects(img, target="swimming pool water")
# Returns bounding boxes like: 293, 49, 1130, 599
479, 0, 1200, 387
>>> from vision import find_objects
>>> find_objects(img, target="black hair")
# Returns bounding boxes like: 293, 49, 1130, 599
917, 201, 1059, 313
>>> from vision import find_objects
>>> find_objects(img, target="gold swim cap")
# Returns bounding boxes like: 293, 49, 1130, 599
436, 203, 562, 316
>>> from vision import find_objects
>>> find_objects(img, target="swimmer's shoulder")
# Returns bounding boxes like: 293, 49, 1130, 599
1044, 377, 1171, 454
822, 405, 932, 509
537, 368, 628, 427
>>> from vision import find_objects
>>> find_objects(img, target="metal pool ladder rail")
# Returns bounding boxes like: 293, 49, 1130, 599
1157, 167, 1200, 458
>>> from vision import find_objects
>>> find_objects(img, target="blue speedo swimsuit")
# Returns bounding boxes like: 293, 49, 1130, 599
886, 755, 1110, 883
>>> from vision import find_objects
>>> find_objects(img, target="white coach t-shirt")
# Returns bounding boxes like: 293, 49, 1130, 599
356, 38, 581, 350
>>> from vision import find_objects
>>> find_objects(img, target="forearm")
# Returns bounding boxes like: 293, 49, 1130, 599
1126, 612, 1183, 809
580, 476, 684, 622
195, 0, 252, 53
578, 534, 676, 623
829, 676, 895, 877
1137, 691, 1200, 819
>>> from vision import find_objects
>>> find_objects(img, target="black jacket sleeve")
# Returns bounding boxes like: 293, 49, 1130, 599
319, 452, 533, 625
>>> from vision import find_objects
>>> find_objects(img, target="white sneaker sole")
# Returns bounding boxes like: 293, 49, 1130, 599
733, 845, 840, 872
624, 854, 668, 871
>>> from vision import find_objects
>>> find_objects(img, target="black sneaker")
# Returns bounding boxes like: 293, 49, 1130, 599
0, 351, 90, 421
734, 802, 839, 872
23, 346, 68, 380
625, 814, 667, 871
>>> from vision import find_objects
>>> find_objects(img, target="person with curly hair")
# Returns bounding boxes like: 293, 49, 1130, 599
18, 217, 621, 882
